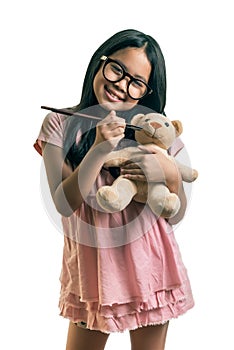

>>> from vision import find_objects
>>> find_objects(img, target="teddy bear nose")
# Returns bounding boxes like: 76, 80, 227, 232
150, 122, 162, 129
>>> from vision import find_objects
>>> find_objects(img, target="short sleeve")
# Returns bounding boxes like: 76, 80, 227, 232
34, 113, 66, 155
168, 137, 184, 157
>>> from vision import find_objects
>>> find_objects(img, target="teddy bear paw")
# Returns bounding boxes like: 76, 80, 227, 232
96, 186, 131, 213
192, 169, 198, 181
150, 193, 180, 218
160, 193, 181, 218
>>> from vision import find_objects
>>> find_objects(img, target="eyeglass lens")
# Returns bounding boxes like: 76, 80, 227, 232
103, 61, 148, 99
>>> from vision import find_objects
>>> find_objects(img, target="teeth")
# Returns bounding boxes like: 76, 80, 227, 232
111, 92, 119, 99
107, 87, 121, 100
110, 91, 118, 99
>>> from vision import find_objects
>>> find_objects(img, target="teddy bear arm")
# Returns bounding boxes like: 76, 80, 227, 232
175, 160, 198, 182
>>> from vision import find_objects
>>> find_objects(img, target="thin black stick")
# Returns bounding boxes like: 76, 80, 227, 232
41, 106, 142, 131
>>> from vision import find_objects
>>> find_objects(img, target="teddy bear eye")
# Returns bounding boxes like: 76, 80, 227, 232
165, 122, 170, 127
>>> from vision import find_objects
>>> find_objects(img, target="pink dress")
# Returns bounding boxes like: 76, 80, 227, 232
34, 112, 194, 333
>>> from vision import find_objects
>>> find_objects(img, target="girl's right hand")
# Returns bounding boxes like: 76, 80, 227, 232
93, 110, 126, 151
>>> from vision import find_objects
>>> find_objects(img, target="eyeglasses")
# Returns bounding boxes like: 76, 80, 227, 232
100, 55, 153, 100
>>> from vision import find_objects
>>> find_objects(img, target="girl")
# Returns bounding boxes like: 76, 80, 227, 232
34, 29, 194, 350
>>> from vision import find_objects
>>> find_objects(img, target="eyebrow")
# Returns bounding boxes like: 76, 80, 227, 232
114, 58, 148, 83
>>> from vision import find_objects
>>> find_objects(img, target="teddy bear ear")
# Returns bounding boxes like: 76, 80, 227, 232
172, 120, 183, 136
131, 114, 145, 125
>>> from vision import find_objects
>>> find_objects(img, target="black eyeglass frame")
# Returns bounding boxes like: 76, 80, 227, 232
100, 55, 153, 100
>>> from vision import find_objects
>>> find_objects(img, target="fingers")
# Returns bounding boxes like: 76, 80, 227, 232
120, 152, 165, 183
121, 162, 141, 169
97, 110, 117, 125
137, 145, 159, 154
97, 111, 125, 138
121, 145, 160, 167
121, 174, 147, 181
121, 162, 146, 181
121, 170, 147, 182
97, 111, 126, 131
95, 110, 125, 146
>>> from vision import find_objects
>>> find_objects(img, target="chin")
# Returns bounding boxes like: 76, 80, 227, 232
100, 101, 137, 112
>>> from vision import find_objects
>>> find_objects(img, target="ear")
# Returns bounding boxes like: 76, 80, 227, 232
172, 120, 183, 137
131, 114, 145, 126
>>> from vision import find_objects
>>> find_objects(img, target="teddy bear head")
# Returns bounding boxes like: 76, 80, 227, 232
131, 113, 183, 150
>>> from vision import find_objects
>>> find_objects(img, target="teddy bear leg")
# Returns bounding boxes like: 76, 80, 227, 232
148, 183, 181, 218
96, 176, 137, 213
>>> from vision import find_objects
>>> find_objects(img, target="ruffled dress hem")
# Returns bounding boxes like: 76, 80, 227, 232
58, 280, 194, 334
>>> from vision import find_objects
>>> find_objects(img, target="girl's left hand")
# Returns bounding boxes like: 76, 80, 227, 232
120, 145, 181, 194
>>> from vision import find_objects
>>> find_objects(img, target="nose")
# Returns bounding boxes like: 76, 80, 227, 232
150, 121, 162, 129
113, 77, 129, 93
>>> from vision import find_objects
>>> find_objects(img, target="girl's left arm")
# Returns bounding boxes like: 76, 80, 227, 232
120, 146, 187, 225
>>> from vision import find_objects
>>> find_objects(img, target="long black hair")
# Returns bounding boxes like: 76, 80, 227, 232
64, 29, 167, 168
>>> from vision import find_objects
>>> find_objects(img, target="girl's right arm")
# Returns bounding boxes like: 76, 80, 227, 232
42, 111, 125, 217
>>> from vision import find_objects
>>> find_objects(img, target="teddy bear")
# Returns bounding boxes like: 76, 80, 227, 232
96, 113, 198, 218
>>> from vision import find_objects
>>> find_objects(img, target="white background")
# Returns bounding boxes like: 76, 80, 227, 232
1, 0, 233, 349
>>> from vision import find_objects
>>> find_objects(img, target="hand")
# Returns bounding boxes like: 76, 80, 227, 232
120, 145, 182, 194
93, 110, 126, 151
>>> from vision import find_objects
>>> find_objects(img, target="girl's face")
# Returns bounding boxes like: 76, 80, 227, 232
93, 47, 152, 111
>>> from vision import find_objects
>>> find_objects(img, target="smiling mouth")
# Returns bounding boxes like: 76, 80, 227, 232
104, 85, 125, 102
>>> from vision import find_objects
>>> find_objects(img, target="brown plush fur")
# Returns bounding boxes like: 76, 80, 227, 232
96, 113, 198, 218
